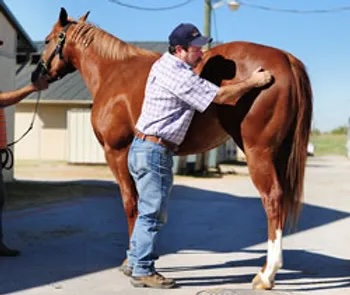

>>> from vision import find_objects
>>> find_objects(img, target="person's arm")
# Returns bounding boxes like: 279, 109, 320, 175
213, 67, 273, 106
0, 77, 48, 107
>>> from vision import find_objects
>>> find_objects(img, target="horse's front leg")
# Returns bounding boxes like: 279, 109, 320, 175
245, 149, 285, 290
104, 145, 138, 238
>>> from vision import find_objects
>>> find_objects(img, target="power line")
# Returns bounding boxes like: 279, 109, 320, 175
109, 0, 350, 14
108, 0, 195, 11
239, 1, 350, 14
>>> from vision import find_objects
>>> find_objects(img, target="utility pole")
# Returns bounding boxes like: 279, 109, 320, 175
203, 0, 212, 49
195, 1, 242, 174
195, 0, 212, 174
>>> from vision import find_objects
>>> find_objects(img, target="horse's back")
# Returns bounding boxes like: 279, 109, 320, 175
203, 41, 292, 76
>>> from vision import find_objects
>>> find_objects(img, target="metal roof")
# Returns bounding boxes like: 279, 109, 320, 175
17, 41, 221, 102
16, 41, 169, 102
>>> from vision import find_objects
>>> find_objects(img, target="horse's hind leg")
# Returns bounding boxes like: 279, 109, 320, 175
245, 148, 286, 290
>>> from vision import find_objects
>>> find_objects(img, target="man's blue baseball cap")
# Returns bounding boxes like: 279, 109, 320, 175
168, 23, 212, 47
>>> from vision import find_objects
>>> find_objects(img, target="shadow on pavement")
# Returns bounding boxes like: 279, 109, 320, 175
162, 250, 350, 291
0, 181, 349, 294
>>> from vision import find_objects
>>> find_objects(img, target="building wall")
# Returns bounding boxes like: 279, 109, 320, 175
347, 117, 350, 158
15, 102, 243, 175
0, 14, 16, 181
14, 103, 93, 161
67, 109, 106, 164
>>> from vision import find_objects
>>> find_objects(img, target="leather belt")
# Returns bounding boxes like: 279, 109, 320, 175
135, 131, 178, 152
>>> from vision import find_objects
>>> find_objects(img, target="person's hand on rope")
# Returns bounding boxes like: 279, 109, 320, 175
32, 76, 49, 91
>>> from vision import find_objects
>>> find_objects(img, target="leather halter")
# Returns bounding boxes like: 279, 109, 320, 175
31, 22, 76, 83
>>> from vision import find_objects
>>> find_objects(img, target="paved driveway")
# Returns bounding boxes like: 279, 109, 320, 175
1, 156, 349, 295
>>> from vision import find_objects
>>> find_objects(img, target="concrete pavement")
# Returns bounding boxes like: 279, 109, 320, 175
1, 156, 349, 295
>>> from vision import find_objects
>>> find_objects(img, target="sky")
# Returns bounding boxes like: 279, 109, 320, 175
3, 0, 350, 132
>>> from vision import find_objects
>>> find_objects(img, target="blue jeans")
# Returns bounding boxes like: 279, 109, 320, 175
127, 137, 174, 277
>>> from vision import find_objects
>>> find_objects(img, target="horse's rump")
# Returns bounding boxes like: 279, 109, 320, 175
193, 41, 313, 225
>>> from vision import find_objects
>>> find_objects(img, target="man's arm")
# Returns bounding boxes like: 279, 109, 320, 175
0, 77, 48, 107
213, 67, 273, 106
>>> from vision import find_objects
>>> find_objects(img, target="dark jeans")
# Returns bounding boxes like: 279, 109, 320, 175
0, 166, 5, 241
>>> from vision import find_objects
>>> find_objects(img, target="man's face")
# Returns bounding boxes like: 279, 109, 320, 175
184, 45, 203, 68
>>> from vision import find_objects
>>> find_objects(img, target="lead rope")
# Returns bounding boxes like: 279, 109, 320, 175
1, 91, 41, 170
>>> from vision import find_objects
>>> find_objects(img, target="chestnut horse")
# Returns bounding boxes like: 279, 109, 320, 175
34, 8, 312, 289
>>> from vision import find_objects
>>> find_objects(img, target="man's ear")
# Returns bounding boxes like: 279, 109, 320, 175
174, 45, 183, 54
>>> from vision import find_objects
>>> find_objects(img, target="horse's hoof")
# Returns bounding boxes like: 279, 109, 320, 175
252, 273, 273, 290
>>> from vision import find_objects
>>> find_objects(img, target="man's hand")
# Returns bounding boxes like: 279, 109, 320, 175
249, 67, 273, 88
32, 76, 48, 91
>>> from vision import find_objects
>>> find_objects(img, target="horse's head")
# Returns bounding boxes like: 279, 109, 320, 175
32, 7, 90, 83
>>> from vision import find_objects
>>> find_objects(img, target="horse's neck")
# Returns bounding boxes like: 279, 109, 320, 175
69, 43, 120, 98
68, 22, 162, 97
69, 40, 157, 98
69, 48, 98, 98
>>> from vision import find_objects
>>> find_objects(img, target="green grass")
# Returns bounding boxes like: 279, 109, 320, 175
310, 133, 348, 156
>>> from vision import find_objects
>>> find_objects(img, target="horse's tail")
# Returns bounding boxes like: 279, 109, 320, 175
283, 53, 313, 228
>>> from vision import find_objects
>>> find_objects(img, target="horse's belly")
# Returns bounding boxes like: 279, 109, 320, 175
178, 105, 229, 155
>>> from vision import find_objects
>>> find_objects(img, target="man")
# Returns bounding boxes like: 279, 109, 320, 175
124, 23, 273, 288
0, 38, 48, 256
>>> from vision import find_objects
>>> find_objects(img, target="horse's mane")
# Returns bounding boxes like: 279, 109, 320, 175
71, 22, 159, 60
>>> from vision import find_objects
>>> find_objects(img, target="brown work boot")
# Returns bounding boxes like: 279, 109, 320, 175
130, 272, 176, 289
119, 262, 132, 277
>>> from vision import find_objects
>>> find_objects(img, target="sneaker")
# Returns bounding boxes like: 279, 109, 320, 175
130, 272, 176, 289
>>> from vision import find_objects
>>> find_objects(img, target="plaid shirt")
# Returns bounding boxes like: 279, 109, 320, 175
136, 52, 219, 145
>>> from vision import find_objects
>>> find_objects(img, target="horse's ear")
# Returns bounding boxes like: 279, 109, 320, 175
59, 7, 69, 26
78, 11, 90, 22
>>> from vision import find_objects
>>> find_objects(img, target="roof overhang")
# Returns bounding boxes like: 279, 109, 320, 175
20, 99, 93, 105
